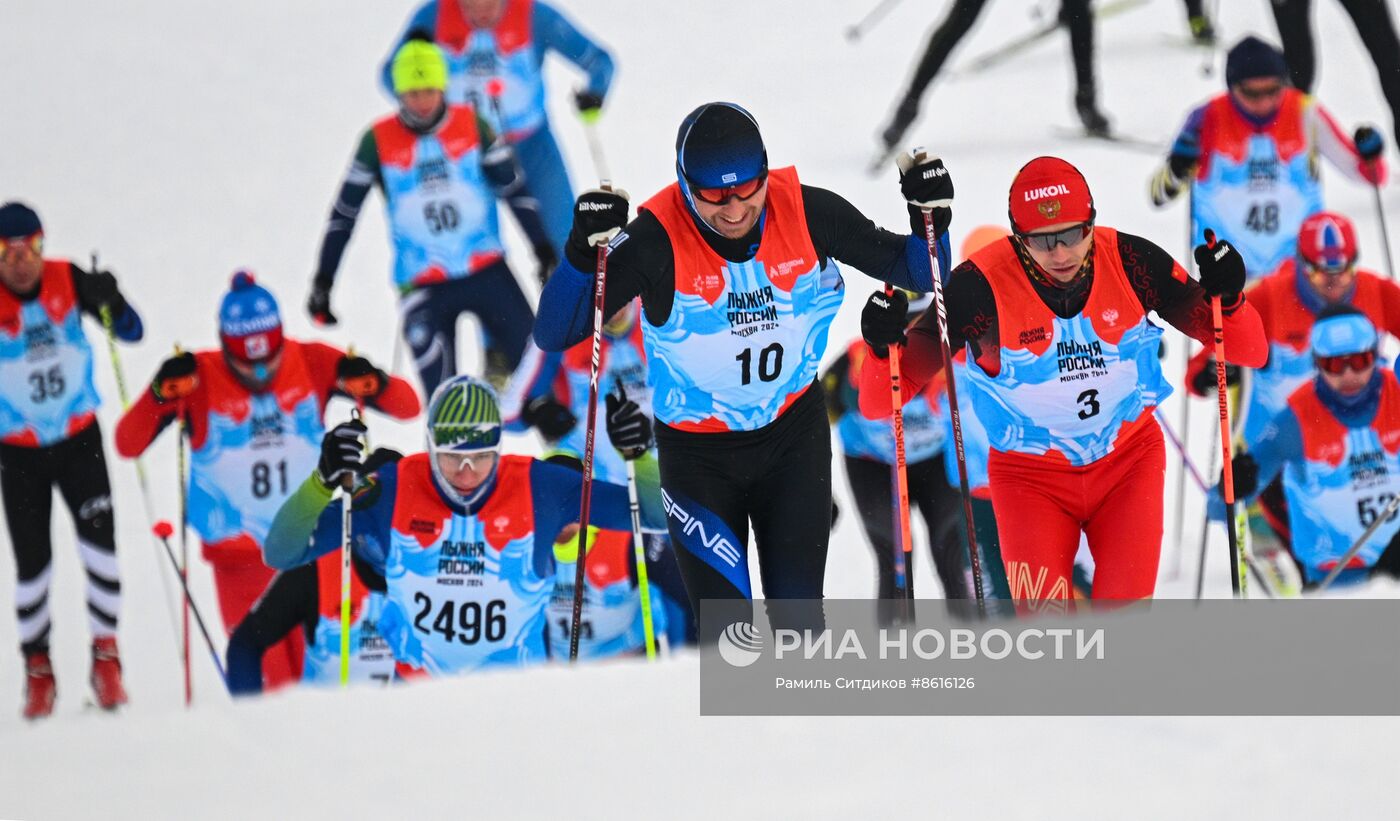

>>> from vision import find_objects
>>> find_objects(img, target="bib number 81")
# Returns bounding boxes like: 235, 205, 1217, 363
413, 594, 507, 645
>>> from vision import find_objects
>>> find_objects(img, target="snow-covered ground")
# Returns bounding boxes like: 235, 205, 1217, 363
2, 0, 1399, 817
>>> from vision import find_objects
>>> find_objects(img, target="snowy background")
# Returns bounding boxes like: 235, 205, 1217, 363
2, 0, 1399, 817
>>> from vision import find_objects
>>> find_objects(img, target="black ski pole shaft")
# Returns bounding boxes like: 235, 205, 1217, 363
569, 180, 613, 661
845, 0, 903, 42
152, 521, 228, 689
1372, 181, 1396, 280
920, 204, 985, 613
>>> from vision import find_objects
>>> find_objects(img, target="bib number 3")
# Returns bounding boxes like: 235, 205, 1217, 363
1076, 388, 1101, 420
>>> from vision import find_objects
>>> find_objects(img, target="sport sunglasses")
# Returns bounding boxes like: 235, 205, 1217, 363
1235, 82, 1285, 101
0, 233, 43, 262
1017, 222, 1092, 252
1315, 350, 1376, 375
689, 171, 767, 205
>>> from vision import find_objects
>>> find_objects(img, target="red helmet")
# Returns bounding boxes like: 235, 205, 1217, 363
1297, 211, 1358, 274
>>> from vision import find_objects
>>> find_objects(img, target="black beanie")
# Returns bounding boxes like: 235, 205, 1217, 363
0, 202, 42, 239
1225, 36, 1288, 87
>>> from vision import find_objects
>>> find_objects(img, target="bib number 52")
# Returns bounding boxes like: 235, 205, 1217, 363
413, 594, 507, 645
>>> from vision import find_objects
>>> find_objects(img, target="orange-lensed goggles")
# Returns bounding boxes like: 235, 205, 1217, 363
1315, 350, 1376, 375
689, 172, 766, 205
0, 232, 43, 261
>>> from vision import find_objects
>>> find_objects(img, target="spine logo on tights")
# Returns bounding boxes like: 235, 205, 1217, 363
661, 489, 741, 568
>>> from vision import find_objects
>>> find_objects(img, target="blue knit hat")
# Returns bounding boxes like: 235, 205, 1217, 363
0, 202, 42, 240
218, 270, 283, 363
675, 102, 767, 191
1225, 36, 1288, 87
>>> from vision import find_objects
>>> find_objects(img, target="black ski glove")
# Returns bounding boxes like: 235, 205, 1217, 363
317, 419, 366, 489
1194, 232, 1246, 305
151, 352, 198, 403
308, 275, 337, 327
605, 386, 651, 458
861, 289, 909, 359
336, 355, 387, 401
1354, 125, 1385, 162
522, 395, 578, 440
1189, 358, 1242, 396
533, 242, 558, 288
565, 187, 630, 271
75, 268, 127, 316
575, 90, 605, 121
897, 149, 954, 237
1226, 451, 1259, 500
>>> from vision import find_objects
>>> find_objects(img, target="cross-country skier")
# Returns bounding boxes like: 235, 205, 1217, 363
115, 272, 418, 689
381, 0, 615, 256
1149, 35, 1387, 280
533, 101, 953, 615
1269, 0, 1400, 155
260, 374, 662, 675
0, 201, 143, 719
225, 448, 405, 695
874, 0, 1112, 165
1220, 307, 1400, 587
310, 38, 554, 394
859, 156, 1268, 606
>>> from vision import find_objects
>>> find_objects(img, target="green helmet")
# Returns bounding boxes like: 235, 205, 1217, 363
425, 375, 503, 508
391, 39, 449, 96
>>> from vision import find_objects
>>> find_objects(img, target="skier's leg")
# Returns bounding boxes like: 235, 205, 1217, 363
748, 394, 832, 602
988, 452, 1082, 610
844, 454, 902, 599
514, 127, 575, 258
1061, 0, 1109, 134
1338, 0, 1400, 144
1269, 0, 1316, 92
463, 260, 536, 383
655, 432, 753, 614
1, 442, 56, 656
402, 281, 460, 399
910, 455, 969, 598
51, 423, 120, 643
883, 0, 989, 148
1083, 423, 1166, 600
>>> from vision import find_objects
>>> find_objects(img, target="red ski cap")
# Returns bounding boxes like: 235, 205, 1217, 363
1008, 156, 1095, 234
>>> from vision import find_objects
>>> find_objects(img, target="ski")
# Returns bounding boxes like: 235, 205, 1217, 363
953, 0, 1150, 77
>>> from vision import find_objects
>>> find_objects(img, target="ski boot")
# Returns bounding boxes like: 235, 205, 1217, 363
1074, 90, 1111, 138
22, 652, 56, 720
90, 636, 128, 711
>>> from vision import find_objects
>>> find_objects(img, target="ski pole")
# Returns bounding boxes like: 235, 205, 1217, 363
918, 180, 985, 612
1316, 494, 1400, 591
581, 115, 612, 183
1203, 230, 1242, 597
176, 386, 193, 705
151, 520, 227, 689
1171, 198, 1197, 579
569, 181, 614, 661
93, 251, 184, 654
883, 285, 914, 599
1372, 180, 1396, 280
1155, 408, 1209, 492
1193, 441, 1218, 601
844, 0, 902, 42
338, 406, 363, 687
614, 388, 658, 659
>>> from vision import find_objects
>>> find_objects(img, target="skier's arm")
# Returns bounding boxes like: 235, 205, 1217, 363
303, 342, 421, 420
857, 262, 989, 419
500, 340, 564, 432
225, 564, 317, 696
534, 213, 673, 351
533, 2, 615, 99
314, 130, 382, 296
1118, 232, 1268, 368
69, 263, 143, 342
801, 185, 948, 293
113, 381, 184, 458
1245, 408, 1303, 501
379, 3, 438, 99
1307, 100, 1388, 186
528, 459, 663, 535
262, 462, 397, 572
1149, 105, 1205, 207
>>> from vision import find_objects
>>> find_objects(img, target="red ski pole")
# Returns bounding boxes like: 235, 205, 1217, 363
884, 285, 914, 599
1203, 229, 1242, 597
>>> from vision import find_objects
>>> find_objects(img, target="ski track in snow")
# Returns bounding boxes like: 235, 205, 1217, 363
2, 1, 1399, 817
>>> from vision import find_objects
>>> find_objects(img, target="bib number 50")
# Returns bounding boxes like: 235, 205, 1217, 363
413, 594, 507, 645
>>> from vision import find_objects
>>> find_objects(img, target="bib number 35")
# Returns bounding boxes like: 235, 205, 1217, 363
413, 594, 507, 645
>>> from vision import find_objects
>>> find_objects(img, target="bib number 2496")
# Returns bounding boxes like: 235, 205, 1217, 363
413, 594, 507, 645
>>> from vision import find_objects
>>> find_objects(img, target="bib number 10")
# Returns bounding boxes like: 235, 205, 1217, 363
736, 343, 784, 385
